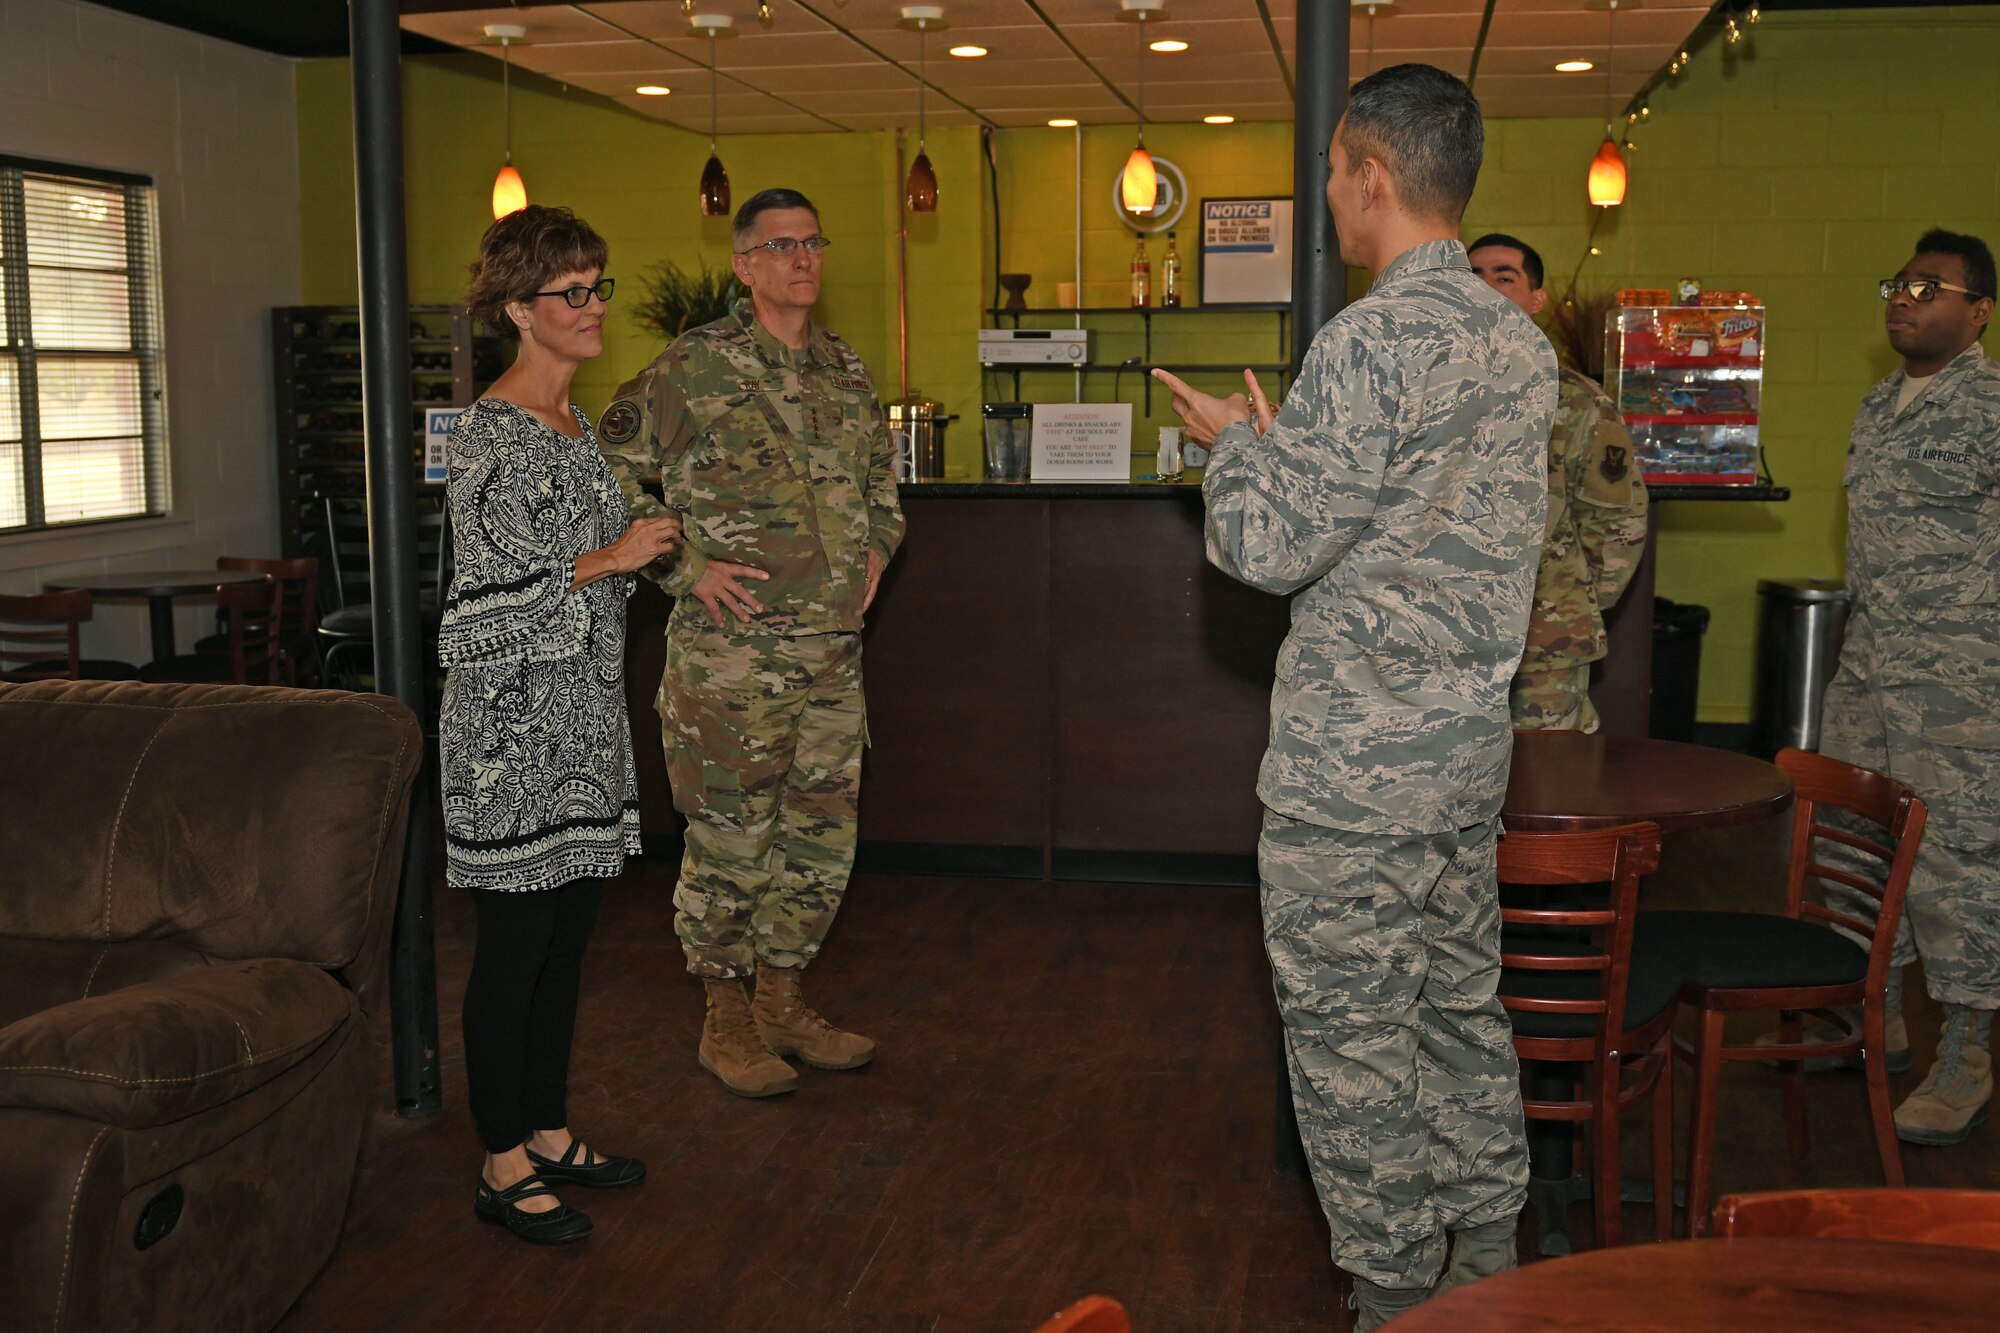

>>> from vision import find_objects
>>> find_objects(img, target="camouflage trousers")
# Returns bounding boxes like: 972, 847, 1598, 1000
1509, 663, 1598, 733
1818, 665, 2000, 1010
659, 628, 865, 979
1260, 812, 1528, 1291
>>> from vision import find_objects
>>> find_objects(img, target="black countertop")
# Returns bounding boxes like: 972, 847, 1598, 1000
899, 480, 1200, 499
902, 479, 1792, 502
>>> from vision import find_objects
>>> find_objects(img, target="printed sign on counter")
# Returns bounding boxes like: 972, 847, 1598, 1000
1030, 403, 1133, 483
424, 407, 462, 485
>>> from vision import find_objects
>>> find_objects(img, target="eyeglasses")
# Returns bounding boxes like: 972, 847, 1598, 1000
1879, 277, 1978, 303
531, 278, 616, 308
736, 235, 833, 258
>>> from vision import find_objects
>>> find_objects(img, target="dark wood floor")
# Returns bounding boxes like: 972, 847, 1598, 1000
282, 818, 1997, 1333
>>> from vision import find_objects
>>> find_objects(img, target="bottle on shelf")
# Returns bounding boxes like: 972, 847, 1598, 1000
1130, 234, 1151, 308
1160, 231, 1182, 308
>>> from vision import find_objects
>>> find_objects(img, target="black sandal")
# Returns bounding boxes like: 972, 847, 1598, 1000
474, 1175, 593, 1244
525, 1139, 647, 1189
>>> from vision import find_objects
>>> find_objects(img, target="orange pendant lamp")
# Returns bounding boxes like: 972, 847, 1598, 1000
900, 7, 941, 212
694, 17, 734, 217
488, 25, 528, 219
1589, 136, 1627, 208
1587, 0, 1626, 208
1120, 1, 1159, 214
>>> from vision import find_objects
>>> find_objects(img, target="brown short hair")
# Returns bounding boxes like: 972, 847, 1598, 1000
464, 205, 610, 338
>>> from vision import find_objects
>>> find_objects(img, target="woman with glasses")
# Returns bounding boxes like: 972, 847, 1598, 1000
441, 204, 680, 1244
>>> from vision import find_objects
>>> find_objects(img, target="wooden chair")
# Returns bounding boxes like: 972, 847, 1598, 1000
140, 578, 279, 685
1632, 749, 1926, 1237
192, 556, 320, 685
1712, 1188, 2000, 1253
1497, 821, 1673, 1248
0, 589, 139, 682
1031, 1296, 1129, 1333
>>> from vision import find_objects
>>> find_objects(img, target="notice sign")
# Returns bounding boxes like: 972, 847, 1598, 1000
1200, 197, 1294, 307
1030, 402, 1133, 483
424, 407, 462, 485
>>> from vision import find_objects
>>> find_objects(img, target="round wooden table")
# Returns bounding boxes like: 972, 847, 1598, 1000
44, 569, 269, 662
1389, 1236, 2000, 1330
1505, 731, 1794, 834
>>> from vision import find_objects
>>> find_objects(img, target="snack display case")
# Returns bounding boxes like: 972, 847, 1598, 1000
1605, 292, 1765, 486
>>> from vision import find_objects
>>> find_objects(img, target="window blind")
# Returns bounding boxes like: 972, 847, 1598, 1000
0, 157, 168, 532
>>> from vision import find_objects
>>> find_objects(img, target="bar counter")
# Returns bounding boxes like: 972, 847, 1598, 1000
624, 478, 1656, 887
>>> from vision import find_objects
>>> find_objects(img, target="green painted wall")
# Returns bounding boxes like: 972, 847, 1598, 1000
296, 55, 987, 463
296, 6, 1998, 723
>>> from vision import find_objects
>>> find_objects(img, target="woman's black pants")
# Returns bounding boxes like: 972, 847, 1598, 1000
462, 877, 604, 1154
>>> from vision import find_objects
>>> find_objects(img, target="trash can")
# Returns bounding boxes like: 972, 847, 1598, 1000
886, 394, 946, 482
1752, 578, 1849, 756
1651, 598, 1710, 743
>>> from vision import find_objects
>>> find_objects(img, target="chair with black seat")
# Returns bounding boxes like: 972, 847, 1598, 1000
1498, 820, 1673, 1248
317, 496, 449, 690
140, 578, 279, 685
191, 556, 319, 685
1632, 748, 1926, 1237
0, 589, 139, 682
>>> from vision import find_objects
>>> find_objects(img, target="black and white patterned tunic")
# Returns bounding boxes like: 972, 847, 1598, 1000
438, 398, 641, 891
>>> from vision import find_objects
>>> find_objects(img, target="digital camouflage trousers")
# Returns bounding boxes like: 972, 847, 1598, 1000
1260, 812, 1529, 1291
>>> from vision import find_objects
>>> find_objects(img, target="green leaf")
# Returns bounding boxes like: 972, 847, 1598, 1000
629, 259, 746, 341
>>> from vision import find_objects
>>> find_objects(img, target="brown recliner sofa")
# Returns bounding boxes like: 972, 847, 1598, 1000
0, 680, 422, 1332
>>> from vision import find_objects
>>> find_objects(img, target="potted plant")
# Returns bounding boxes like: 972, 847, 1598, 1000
631, 259, 744, 341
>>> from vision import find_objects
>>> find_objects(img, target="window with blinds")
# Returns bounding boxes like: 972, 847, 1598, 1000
0, 157, 168, 533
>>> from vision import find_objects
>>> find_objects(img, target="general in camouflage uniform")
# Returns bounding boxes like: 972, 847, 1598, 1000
1157, 67, 1558, 1329
1816, 229, 1998, 1147
1468, 233, 1649, 732
600, 189, 903, 1098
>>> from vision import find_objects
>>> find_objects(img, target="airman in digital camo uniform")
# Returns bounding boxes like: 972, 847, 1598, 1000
1155, 66, 1556, 1332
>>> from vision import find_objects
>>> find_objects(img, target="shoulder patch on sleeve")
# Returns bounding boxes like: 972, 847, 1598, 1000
600, 399, 642, 444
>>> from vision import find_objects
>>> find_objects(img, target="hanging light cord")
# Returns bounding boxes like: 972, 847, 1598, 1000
709, 32, 719, 151
1136, 17, 1146, 146
917, 25, 926, 150
1367, 5, 1376, 75
501, 37, 513, 165
1605, 1, 1618, 135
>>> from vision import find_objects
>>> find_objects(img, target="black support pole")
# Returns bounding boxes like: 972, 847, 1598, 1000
350, 0, 441, 1119
1290, 0, 1352, 371
1276, 0, 1352, 1180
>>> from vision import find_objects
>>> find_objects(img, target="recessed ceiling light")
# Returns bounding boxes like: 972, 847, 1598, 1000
1149, 39, 1189, 53
949, 44, 987, 58
1203, 115, 1235, 125
1048, 118, 1079, 128
635, 85, 671, 96
1555, 60, 1595, 73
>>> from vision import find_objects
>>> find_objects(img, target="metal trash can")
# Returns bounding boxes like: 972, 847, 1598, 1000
1752, 578, 1849, 756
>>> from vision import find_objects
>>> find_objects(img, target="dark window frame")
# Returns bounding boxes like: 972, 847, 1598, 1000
0, 153, 169, 534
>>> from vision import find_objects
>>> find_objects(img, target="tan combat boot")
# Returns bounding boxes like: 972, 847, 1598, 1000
1435, 1218, 1518, 1296
700, 977, 799, 1097
752, 963, 876, 1070
1753, 1008, 1911, 1074
1895, 1008, 1993, 1146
